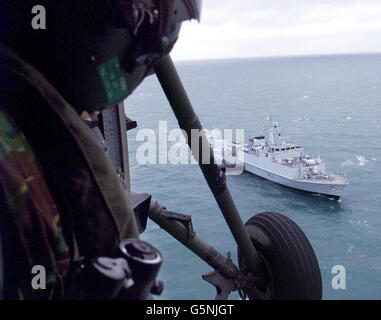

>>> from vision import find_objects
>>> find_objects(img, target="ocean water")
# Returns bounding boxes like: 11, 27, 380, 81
125, 54, 381, 300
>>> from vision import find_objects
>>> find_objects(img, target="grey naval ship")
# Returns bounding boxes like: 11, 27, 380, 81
223, 118, 348, 199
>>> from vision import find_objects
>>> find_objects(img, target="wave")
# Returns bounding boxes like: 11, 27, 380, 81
356, 155, 368, 166
340, 155, 375, 167
292, 117, 310, 122
340, 159, 354, 166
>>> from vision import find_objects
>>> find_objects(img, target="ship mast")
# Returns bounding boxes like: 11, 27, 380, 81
268, 116, 275, 145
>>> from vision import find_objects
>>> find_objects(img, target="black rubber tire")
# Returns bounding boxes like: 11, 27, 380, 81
238, 212, 322, 300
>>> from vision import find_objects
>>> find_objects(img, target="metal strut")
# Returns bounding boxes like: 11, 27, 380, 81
148, 199, 247, 299
153, 55, 261, 272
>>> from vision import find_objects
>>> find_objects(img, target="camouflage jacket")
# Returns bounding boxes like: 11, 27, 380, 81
0, 44, 139, 299
0, 108, 70, 299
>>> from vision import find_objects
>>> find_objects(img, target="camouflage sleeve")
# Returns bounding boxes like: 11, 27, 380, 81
0, 109, 70, 299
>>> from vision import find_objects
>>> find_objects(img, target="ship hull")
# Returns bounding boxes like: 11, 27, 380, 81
243, 162, 346, 199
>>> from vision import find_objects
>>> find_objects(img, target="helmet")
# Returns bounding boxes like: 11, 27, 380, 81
0, 0, 202, 111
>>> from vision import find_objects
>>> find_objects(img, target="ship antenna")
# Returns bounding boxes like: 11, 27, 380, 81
267, 115, 275, 146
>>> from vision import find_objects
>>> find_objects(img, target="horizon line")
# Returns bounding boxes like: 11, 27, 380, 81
172, 51, 381, 63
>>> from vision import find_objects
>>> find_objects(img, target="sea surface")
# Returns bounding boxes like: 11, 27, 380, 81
125, 54, 381, 300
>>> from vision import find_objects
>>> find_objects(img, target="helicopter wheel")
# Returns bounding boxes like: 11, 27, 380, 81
237, 212, 322, 300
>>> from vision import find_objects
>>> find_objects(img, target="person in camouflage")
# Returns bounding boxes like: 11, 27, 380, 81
0, 0, 201, 299
0, 41, 140, 299
0, 108, 70, 299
